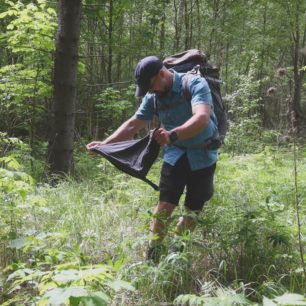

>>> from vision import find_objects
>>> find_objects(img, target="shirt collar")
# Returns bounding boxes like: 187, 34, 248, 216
169, 69, 182, 93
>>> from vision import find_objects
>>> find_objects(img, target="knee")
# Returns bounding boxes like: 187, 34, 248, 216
185, 190, 214, 211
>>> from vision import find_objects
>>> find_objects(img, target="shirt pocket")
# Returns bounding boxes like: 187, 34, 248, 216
159, 97, 191, 127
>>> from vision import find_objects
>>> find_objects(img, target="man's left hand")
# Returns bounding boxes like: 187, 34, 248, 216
153, 128, 171, 146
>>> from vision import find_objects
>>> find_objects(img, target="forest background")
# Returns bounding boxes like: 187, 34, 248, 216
0, 0, 306, 305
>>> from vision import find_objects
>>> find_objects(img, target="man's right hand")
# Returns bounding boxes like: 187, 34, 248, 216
153, 128, 171, 146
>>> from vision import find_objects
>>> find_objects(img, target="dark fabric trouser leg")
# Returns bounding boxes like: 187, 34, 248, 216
159, 154, 216, 210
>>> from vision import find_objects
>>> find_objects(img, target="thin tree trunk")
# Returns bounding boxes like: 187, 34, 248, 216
291, 1, 305, 132
108, 0, 113, 83
209, 0, 220, 57
259, 0, 267, 127
184, 0, 189, 49
48, 0, 81, 175
160, 0, 166, 51
173, 0, 183, 50
195, 0, 201, 49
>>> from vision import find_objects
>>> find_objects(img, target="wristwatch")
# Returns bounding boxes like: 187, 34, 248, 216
169, 131, 178, 143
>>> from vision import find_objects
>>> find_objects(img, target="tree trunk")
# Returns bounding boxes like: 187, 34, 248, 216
208, 0, 220, 57
173, 0, 184, 50
184, 0, 189, 49
159, 0, 166, 51
107, 0, 113, 83
291, 1, 306, 133
259, 0, 267, 127
48, 0, 81, 175
195, 0, 201, 50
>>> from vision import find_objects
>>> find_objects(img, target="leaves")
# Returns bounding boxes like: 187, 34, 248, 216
52, 266, 113, 284
0, 156, 21, 170
174, 290, 255, 306
69, 292, 110, 306
0, 0, 56, 134
106, 279, 135, 292
8, 237, 28, 250
40, 286, 90, 306
263, 293, 306, 306
274, 293, 306, 305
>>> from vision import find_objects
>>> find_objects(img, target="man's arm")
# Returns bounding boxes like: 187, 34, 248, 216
154, 104, 211, 146
86, 116, 148, 149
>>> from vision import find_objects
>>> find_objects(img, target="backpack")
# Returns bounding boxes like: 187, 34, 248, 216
162, 49, 228, 147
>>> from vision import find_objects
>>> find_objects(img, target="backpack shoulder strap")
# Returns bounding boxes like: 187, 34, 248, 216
182, 65, 219, 127
152, 65, 200, 119
182, 65, 201, 101
152, 94, 161, 128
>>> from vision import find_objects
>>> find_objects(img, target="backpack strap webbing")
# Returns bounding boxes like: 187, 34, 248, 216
181, 65, 201, 101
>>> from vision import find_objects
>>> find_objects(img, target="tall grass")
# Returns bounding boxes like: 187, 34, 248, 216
1, 146, 306, 305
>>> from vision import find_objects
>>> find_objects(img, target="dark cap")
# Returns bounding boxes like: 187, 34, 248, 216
134, 56, 163, 97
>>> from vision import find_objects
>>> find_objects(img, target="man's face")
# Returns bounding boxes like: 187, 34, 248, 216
148, 73, 169, 97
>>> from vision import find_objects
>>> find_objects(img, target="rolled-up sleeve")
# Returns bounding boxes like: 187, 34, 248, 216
135, 94, 155, 121
188, 76, 212, 107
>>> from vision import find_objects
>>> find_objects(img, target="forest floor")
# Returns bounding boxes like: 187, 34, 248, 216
1, 145, 306, 305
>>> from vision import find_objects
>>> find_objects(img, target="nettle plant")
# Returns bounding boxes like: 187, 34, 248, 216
0, 155, 35, 266
0, 159, 135, 305
4, 248, 135, 306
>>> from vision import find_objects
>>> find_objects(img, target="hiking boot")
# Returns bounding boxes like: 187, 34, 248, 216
145, 244, 164, 264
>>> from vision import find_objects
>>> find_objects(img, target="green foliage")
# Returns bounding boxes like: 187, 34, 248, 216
1, 210, 135, 305
1, 141, 306, 305
0, 0, 57, 133
174, 290, 306, 306
94, 85, 135, 136
194, 149, 306, 295
0, 153, 35, 274
224, 60, 266, 153
263, 293, 306, 306
174, 288, 255, 306
0, 132, 46, 179
3, 247, 134, 305
127, 251, 193, 302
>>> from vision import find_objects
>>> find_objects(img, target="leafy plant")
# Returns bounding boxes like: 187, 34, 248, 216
174, 287, 255, 306
0, 0, 56, 121
94, 85, 134, 137
2, 229, 135, 305
1, 142, 306, 305
263, 293, 306, 306
3, 260, 134, 306
224, 59, 266, 154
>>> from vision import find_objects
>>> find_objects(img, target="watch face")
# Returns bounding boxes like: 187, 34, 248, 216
170, 131, 178, 143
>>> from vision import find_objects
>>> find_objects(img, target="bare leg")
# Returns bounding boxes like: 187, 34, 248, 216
176, 207, 198, 234
149, 201, 176, 246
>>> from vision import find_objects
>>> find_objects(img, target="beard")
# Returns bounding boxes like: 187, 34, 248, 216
155, 77, 170, 98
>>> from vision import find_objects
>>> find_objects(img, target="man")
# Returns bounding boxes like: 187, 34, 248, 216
87, 55, 218, 262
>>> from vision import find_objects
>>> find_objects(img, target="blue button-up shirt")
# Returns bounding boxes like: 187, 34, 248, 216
135, 70, 218, 170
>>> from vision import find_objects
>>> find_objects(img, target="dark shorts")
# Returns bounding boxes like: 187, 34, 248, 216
159, 154, 216, 211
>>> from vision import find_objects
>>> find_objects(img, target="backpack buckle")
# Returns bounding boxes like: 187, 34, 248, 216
204, 132, 224, 150
191, 64, 201, 74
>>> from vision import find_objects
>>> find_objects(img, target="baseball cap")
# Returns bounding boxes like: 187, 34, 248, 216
134, 56, 163, 97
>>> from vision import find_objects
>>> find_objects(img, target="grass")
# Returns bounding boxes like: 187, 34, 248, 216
1, 145, 306, 305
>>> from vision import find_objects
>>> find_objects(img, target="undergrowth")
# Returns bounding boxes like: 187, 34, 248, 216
1, 145, 306, 305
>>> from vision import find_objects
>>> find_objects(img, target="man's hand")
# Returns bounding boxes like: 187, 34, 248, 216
153, 128, 171, 146
86, 141, 106, 155
86, 141, 106, 150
